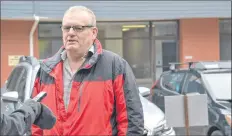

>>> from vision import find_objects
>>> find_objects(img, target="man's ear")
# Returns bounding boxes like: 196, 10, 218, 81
93, 27, 98, 39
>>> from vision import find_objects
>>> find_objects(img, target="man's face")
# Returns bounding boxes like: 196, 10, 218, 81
62, 11, 98, 56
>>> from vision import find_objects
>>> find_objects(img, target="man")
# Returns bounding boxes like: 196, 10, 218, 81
1, 99, 56, 135
32, 6, 144, 135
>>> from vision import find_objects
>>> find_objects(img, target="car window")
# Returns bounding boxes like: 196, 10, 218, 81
6, 66, 27, 101
183, 73, 206, 94
203, 72, 231, 100
162, 72, 185, 93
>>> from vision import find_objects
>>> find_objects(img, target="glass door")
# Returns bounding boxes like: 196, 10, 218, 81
151, 21, 178, 81
152, 39, 177, 80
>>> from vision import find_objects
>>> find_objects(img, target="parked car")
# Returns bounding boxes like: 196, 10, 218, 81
1, 56, 40, 115
1, 56, 175, 136
150, 61, 231, 136
139, 87, 175, 135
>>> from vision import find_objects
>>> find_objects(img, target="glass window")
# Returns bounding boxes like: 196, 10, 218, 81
123, 26, 149, 38
220, 19, 231, 34
39, 23, 62, 38
97, 22, 149, 38
97, 22, 151, 79
39, 39, 63, 59
152, 21, 177, 37
102, 39, 123, 57
39, 23, 63, 59
204, 72, 231, 100
183, 74, 206, 94
162, 72, 185, 93
101, 38, 151, 79
123, 39, 150, 79
38, 21, 178, 83
219, 19, 231, 61
6, 66, 27, 101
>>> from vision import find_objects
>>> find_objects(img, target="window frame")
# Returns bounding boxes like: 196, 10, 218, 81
182, 72, 206, 95
6, 65, 28, 102
160, 71, 186, 94
219, 18, 231, 61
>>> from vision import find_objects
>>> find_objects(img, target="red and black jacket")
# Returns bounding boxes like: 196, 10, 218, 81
31, 39, 144, 135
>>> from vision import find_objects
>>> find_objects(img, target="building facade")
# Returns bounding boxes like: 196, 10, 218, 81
1, 1, 231, 87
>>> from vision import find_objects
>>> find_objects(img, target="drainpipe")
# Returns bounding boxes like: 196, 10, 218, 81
29, 15, 48, 56
29, 14, 40, 56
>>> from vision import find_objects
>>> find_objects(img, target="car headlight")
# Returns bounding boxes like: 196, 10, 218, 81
225, 114, 231, 127
144, 126, 153, 136
153, 120, 172, 136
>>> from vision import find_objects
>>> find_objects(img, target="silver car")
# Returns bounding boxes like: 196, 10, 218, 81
139, 87, 175, 136
1, 56, 175, 136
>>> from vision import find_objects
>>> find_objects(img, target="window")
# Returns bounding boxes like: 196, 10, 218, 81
152, 21, 178, 80
183, 74, 206, 94
39, 39, 63, 59
6, 66, 28, 101
101, 39, 123, 57
123, 39, 150, 79
39, 23, 63, 59
97, 22, 149, 39
219, 19, 231, 61
203, 72, 231, 100
162, 72, 185, 93
154, 39, 177, 79
38, 21, 178, 84
152, 21, 178, 37
39, 23, 62, 38
97, 22, 150, 79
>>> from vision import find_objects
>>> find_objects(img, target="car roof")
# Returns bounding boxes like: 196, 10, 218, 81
162, 61, 231, 75
192, 61, 231, 70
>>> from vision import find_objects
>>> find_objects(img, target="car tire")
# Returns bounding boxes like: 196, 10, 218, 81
211, 130, 224, 136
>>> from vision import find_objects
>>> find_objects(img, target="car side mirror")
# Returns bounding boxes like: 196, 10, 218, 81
2, 91, 19, 102
138, 87, 150, 97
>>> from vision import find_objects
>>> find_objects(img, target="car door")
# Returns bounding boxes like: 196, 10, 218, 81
182, 72, 206, 95
1, 56, 40, 115
1, 65, 28, 115
155, 71, 186, 112
181, 72, 209, 135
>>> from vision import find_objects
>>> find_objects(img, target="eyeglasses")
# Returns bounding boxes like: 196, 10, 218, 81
60, 25, 94, 32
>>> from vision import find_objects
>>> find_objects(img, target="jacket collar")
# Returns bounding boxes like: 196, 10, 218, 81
60, 44, 95, 61
40, 39, 103, 75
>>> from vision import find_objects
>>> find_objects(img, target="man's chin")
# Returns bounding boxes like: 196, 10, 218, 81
65, 44, 79, 50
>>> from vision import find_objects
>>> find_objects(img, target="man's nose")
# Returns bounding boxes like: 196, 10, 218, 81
67, 27, 76, 35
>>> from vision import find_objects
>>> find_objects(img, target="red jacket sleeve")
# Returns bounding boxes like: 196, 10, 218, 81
113, 61, 144, 135
31, 77, 44, 136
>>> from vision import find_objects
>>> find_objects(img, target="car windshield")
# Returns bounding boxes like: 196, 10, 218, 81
203, 72, 231, 100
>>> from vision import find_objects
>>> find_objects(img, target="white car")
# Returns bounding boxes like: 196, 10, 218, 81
1, 56, 175, 136
138, 87, 175, 135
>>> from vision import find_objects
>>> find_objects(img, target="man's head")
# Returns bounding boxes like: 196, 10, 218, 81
61, 6, 98, 57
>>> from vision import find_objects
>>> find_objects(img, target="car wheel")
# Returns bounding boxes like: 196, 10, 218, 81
211, 130, 224, 136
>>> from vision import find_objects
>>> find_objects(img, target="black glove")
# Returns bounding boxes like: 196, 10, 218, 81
33, 103, 56, 129
23, 99, 56, 129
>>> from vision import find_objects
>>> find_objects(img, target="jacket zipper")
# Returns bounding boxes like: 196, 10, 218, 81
77, 82, 84, 112
76, 58, 92, 112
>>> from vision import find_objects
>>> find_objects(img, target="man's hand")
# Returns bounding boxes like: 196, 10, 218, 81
23, 99, 56, 129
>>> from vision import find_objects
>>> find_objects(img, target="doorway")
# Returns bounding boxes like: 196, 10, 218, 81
152, 39, 177, 80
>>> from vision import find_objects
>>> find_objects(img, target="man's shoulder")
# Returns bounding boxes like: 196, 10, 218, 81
99, 50, 130, 73
102, 49, 126, 63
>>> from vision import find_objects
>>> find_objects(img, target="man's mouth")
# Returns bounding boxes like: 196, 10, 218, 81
68, 40, 76, 42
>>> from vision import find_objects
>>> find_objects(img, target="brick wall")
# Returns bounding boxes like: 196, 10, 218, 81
1, 20, 39, 86
179, 18, 220, 64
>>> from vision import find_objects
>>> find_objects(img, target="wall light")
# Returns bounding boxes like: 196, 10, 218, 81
122, 25, 147, 28
122, 28, 130, 31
